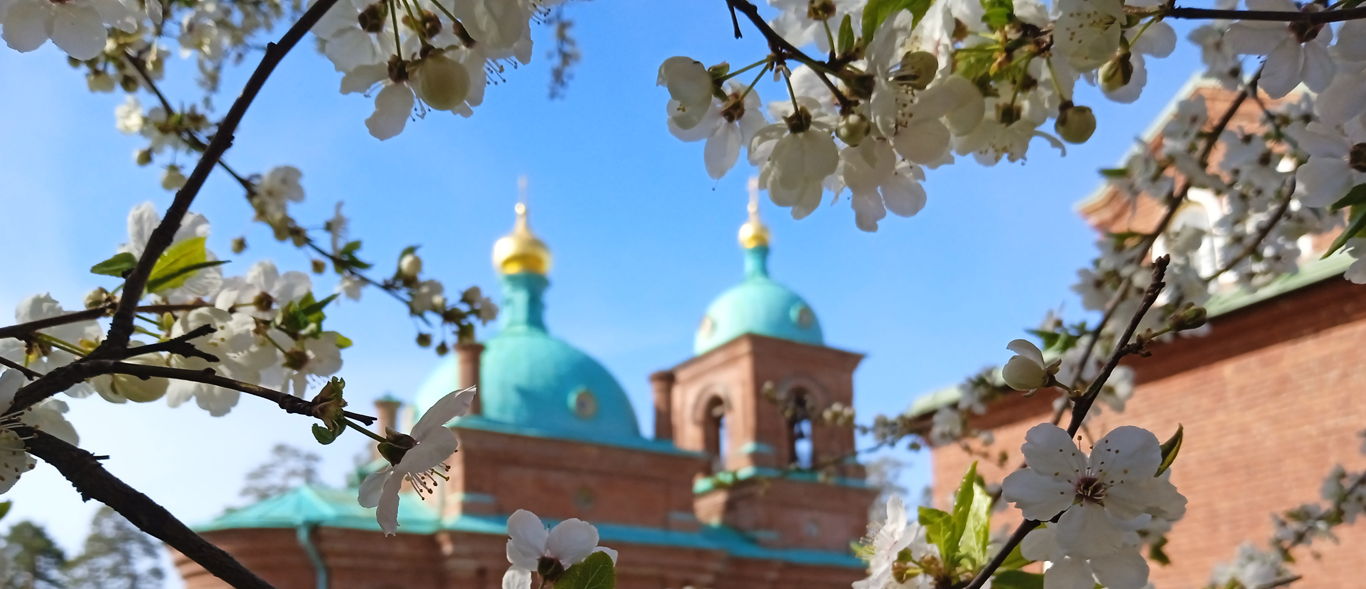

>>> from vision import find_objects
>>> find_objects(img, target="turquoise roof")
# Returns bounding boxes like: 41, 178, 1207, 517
198, 486, 862, 569
415, 272, 642, 444
694, 246, 824, 355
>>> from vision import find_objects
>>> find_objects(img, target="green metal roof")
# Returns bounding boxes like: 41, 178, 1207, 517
197, 486, 862, 568
694, 246, 824, 355
907, 255, 1355, 419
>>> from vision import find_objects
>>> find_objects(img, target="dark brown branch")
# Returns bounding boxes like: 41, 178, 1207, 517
1165, 5, 1366, 24
0, 355, 41, 380
123, 323, 220, 363
105, 362, 375, 425
723, 0, 854, 111
963, 258, 1171, 589
98, 0, 344, 352
0, 307, 106, 340
21, 429, 274, 589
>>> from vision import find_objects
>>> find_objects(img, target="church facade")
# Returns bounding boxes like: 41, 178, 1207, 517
174, 200, 877, 588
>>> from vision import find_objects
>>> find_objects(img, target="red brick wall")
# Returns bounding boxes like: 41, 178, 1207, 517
930, 278, 1366, 588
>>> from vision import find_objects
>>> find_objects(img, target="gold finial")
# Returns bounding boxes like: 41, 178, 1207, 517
492, 176, 552, 275
738, 177, 770, 249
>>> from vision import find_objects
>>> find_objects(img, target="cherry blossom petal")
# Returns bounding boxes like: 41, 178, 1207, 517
1300, 40, 1337, 92
365, 83, 414, 140
1055, 502, 1127, 558
882, 173, 926, 217
1135, 21, 1176, 57
1020, 424, 1087, 483
1335, 20, 1366, 62
394, 427, 457, 474
357, 467, 392, 507
412, 387, 475, 438
851, 191, 887, 232
50, 3, 106, 60
506, 509, 549, 563
1259, 41, 1302, 98
1019, 527, 1057, 561
501, 567, 532, 589
0, 430, 35, 494
1296, 157, 1353, 208
2, 0, 52, 53
894, 119, 950, 164
1002, 469, 1074, 520
704, 123, 741, 179
1089, 426, 1160, 482
547, 518, 600, 567
375, 475, 403, 535
1089, 549, 1150, 589
1045, 556, 1098, 589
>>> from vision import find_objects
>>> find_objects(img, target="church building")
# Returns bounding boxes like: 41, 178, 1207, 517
174, 197, 878, 588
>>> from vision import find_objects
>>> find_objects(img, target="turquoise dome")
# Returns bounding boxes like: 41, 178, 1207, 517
694, 245, 823, 355
415, 273, 642, 443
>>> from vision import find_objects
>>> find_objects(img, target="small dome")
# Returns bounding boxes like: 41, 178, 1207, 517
492, 203, 552, 275
694, 257, 824, 355
414, 329, 642, 442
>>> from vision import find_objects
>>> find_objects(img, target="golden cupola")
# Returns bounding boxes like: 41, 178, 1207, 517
737, 177, 770, 249
492, 201, 552, 275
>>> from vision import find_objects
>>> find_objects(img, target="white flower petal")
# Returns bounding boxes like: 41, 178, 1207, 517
1300, 40, 1337, 92
375, 475, 403, 536
1002, 469, 1074, 521
501, 567, 532, 589
1296, 157, 1352, 208
1020, 423, 1087, 483
1055, 503, 1126, 558
365, 83, 414, 140
1260, 41, 1302, 98
547, 518, 600, 566
2, 0, 53, 53
50, 3, 105, 60
1045, 556, 1098, 589
507, 509, 549, 561
1089, 425, 1161, 482
357, 468, 391, 507
412, 387, 476, 438
704, 122, 741, 180
1089, 550, 1150, 589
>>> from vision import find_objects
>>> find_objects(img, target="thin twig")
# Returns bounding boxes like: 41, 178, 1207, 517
0, 356, 42, 380
0, 307, 107, 340
723, 0, 854, 111
1165, 5, 1366, 24
104, 361, 375, 424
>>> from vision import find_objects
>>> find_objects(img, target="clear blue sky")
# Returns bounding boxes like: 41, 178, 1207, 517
0, 0, 1206, 578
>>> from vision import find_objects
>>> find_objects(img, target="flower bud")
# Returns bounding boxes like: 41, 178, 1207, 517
161, 165, 187, 190
399, 253, 423, 278
1169, 303, 1207, 331
414, 55, 471, 112
1100, 53, 1133, 93
416, 332, 432, 347
311, 259, 327, 274
84, 287, 110, 310
891, 51, 938, 90
836, 112, 870, 146
1055, 103, 1096, 144
87, 72, 115, 93
231, 237, 247, 254
135, 148, 153, 166
435, 342, 450, 356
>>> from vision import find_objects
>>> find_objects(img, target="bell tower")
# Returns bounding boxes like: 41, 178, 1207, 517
654, 181, 876, 552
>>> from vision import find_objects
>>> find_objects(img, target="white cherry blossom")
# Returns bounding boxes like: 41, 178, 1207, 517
1021, 526, 1151, 589
658, 56, 714, 132
1, 369, 79, 494
502, 508, 618, 589
854, 495, 935, 589
1226, 0, 1336, 98
1002, 339, 1050, 391
359, 387, 475, 535
1002, 424, 1181, 559
1292, 120, 1366, 207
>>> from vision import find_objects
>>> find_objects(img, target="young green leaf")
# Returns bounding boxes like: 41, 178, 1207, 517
312, 424, 339, 445
146, 260, 229, 294
861, 0, 931, 41
1156, 424, 1183, 476
838, 14, 854, 55
0, 500, 11, 521
146, 237, 212, 293
1321, 203, 1366, 259
997, 541, 1033, 571
991, 570, 1044, 589
918, 506, 953, 561
90, 252, 138, 277
1329, 183, 1366, 211
555, 551, 616, 589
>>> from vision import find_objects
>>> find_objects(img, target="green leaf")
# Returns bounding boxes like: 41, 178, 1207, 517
992, 570, 1045, 589
1148, 534, 1171, 566
979, 0, 1013, 29
311, 424, 339, 445
948, 462, 991, 568
838, 14, 854, 55
90, 252, 138, 277
1329, 182, 1366, 211
1322, 203, 1366, 258
334, 333, 353, 349
146, 260, 229, 293
861, 0, 932, 41
556, 551, 616, 589
918, 506, 953, 561
146, 237, 211, 293
0, 500, 11, 521
1098, 167, 1129, 178
1156, 424, 1183, 476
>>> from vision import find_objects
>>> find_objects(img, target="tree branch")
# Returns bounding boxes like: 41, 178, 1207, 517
104, 361, 375, 425
723, 0, 854, 111
0, 307, 107, 340
1165, 5, 1366, 24
97, 0, 344, 352
21, 429, 275, 589
963, 257, 1171, 589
